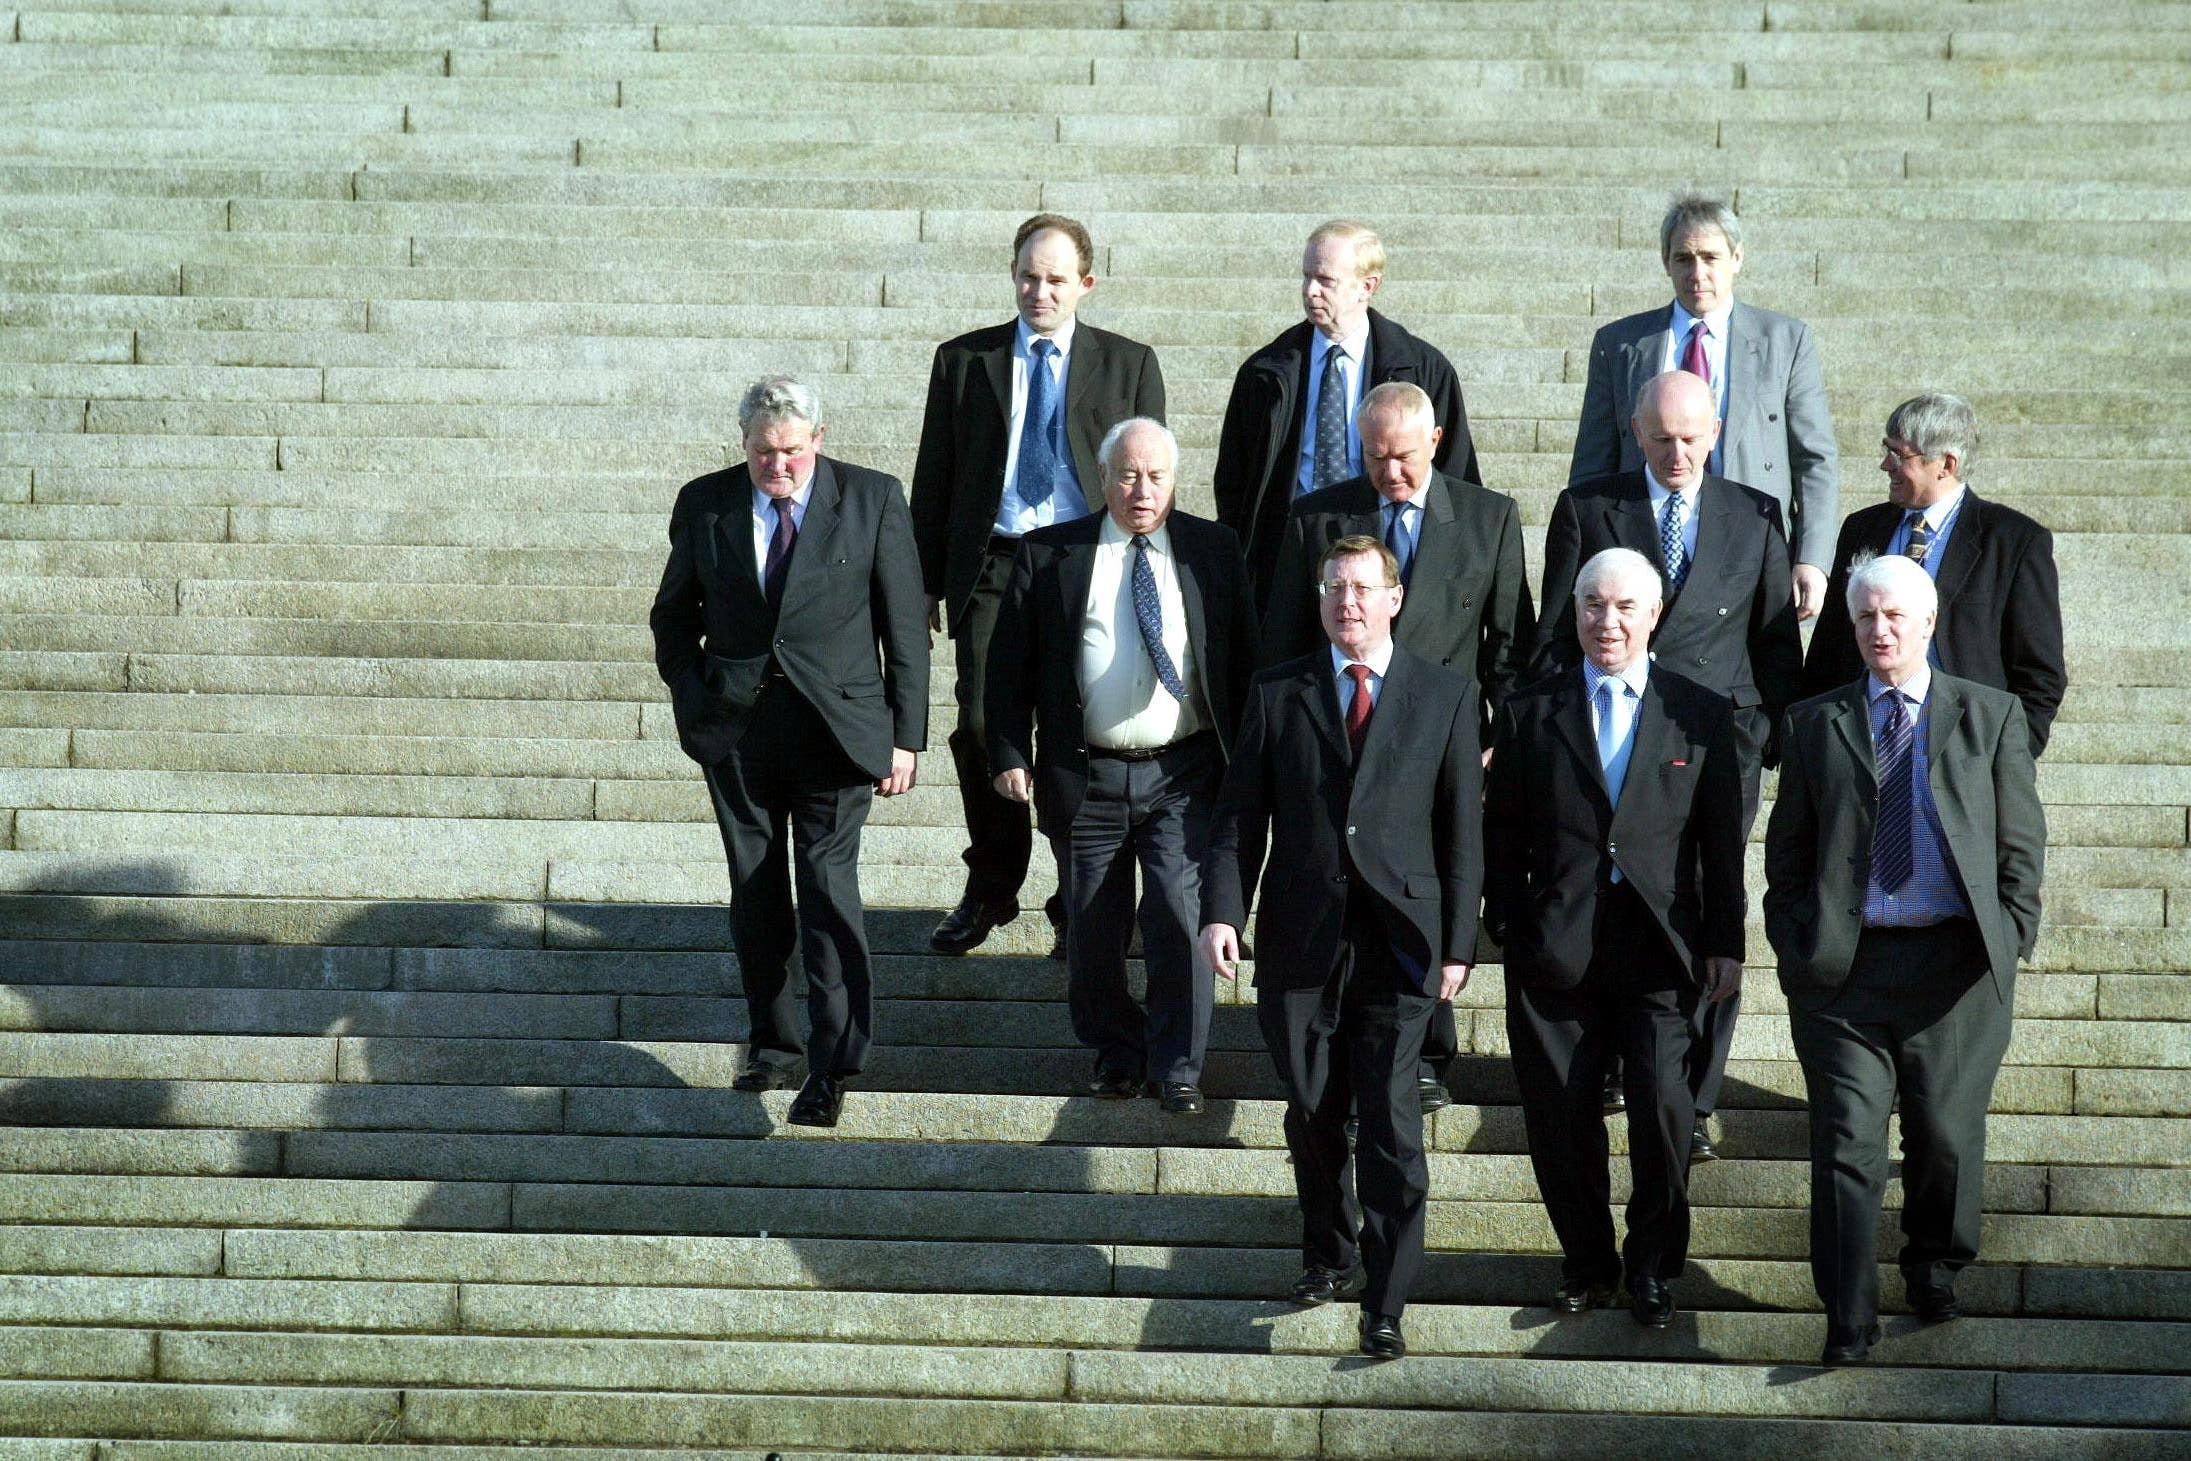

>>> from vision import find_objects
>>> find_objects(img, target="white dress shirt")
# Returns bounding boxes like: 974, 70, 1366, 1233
994, 317, 1094, 537
750, 478, 813, 579
1643, 465, 1702, 565
1296, 315, 1371, 494
1329, 637, 1396, 722
1665, 299, 1733, 476
1080, 515, 1205, 749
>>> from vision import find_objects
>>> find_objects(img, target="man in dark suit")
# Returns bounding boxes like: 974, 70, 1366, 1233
1201, 535, 1483, 1362
650, 376, 929, 1129
1213, 220, 1481, 612
1261, 378, 1533, 1110
1535, 369, 1800, 1157
1767, 553, 2045, 1367
910, 212, 1166, 956
986, 419, 1259, 1113
1570, 194, 1839, 622
1487, 547, 1747, 1331
1802, 392, 2067, 756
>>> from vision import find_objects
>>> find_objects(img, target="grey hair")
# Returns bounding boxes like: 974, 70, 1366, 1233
1097, 416, 1177, 476
1885, 391, 1978, 477
1357, 379, 1434, 430
1575, 546, 1664, 606
1845, 550, 1939, 619
1659, 194, 1743, 263
737, 374, 823, 439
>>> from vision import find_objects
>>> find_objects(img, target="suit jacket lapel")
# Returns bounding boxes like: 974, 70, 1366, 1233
1610, 675, 1683, 835
1059, 527, 1099, 646
1830, 680, 1878, 793
1726, 302, 1762, 431
1174, 525, 1211, 680
774, 458, 839, 613
1628, 305, 1676, 404
1354, 648, 1414, 777
1298, 658, 1350, 772
1063, 329, 1108, 513
1611, 483, 1662, 574
1930, 490, 1985, 609
981, 328, 1013, 432
1551, 670, 1613, 808
711, 474, 767, 609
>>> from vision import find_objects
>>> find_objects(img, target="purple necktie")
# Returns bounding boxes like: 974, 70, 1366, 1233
763, 498, 796, 607
1680, 321, 1712, 385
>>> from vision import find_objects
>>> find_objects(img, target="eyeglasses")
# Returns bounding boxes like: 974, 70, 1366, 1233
1881, 442, 1932, 465
1315, 579, 1396, 600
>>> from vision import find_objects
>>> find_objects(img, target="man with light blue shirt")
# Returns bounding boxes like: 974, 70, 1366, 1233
1767, 553, 2046, 1366
1803, 392, 2066, 755
1570, 195, 1839, 622
910, 213, 1167, 955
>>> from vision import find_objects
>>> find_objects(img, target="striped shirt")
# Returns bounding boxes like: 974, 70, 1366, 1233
1863, 669, 1973, 928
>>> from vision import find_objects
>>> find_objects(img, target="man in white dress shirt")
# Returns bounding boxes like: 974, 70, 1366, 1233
986, 420, 1259, 1112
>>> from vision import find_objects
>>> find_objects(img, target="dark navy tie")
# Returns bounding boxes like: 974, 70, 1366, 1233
1383, 499, 1414, 587
1904, 510, 1934, 565
1660, 490, 1689, 592
762, 498, 796, 608
1873, 691, 1915, 893
1018, 337, 1061, 509
1131, 535, 1188, 702
1311, 343, 1349, 490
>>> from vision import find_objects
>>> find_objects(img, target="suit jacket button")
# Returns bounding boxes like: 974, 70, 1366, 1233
1695, 656, 1708, 666
1346, 825, 1357, 835
1717, 606, 1729, 616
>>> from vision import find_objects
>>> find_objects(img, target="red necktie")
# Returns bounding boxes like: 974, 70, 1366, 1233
1344, 663, 1374, 757
1680, 320, 1712, 385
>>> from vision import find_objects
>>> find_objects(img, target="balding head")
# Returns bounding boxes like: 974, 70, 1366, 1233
1357, 381, 1441, 504
1632, 370, 1720, 492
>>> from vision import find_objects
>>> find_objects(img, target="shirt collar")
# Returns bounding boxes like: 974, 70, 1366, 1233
1330, 637, 1395, 681
1671, 298, 1735, 341
1869, 667, 1932, 708
1310, 315, 1371, 368
1017, 316, 1077, 360
1099, 512, 1170, 555
752, 477, 813, 514
1582, 655, 1649, 702
1643, 464, 1700, 505
1909, 483, 1967, 531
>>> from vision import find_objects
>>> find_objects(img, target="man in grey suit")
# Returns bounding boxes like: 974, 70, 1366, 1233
1766, 553, 2045, 1367
1571, 195, 1839, 621
650, 376, 930, 1130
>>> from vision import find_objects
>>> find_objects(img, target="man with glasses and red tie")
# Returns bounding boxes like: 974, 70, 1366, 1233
1767, 552, 2044, 1366
1200, 535, 1484, 1362
1801, 392, 2066, 757
1570, 195, 1839, 625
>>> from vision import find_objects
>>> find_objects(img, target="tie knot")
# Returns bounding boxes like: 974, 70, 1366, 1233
1689, 321, 1711, 342
773, 497, 794, 520
1131, 532, 1148, 553
1346, 663, 1372, 688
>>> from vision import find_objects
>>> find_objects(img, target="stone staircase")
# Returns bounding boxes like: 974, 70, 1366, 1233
2, 0, 2189, 1452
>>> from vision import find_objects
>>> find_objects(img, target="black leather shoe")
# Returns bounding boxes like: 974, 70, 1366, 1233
1689, 1115, 1719, 1163
1627, 1275, 1676, 1329
930, 896, 1018, 955
1289, 1265, 1353, 1306
1820, 1321, 1882, 1366
1907, 1280, 1961, 1323
785, 1073, 846, 1128
1552, 1277, 1618, 1314
730, 1062, 797, 1093
1358, 1312, 1406, 1361
1154, 1082, 1204, 1114
1417, 1074, 1452, 1115
1602, 1070, 1626, 1115
1087, 1065, 1143, 1099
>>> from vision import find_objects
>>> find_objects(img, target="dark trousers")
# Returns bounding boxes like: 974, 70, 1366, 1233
1789, 919, 2007, 1341
1257, 913, 1435, 1320
949, 540, 1034, 907
703, 673, 876, 1077
1506, 879, 1697, 1285
1055, 736, 1218, 1085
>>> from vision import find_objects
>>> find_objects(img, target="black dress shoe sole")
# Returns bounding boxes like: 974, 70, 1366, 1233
730, 1069, 797, 1093
785, 1105, 840, 1128
1358, 1325, 1406, 1361
929, 902, 1019, 954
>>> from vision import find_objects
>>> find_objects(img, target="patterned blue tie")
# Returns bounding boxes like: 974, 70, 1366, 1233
1311, 343, 1349, 490
1131, 535, 1188, 702
1660, 490, 1689, 591
1383, 499, 1414, 586
1873, 691, 1915, 893
1018, 337, 1061, 509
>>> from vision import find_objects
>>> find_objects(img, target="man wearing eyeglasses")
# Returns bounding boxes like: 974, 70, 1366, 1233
1201, 535, 1484, 1362
1800, 392, 2066, 756
1258, 379, 1533, 1114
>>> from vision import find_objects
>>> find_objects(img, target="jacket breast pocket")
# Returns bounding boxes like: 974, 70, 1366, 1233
1403, 874, 1440, 901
